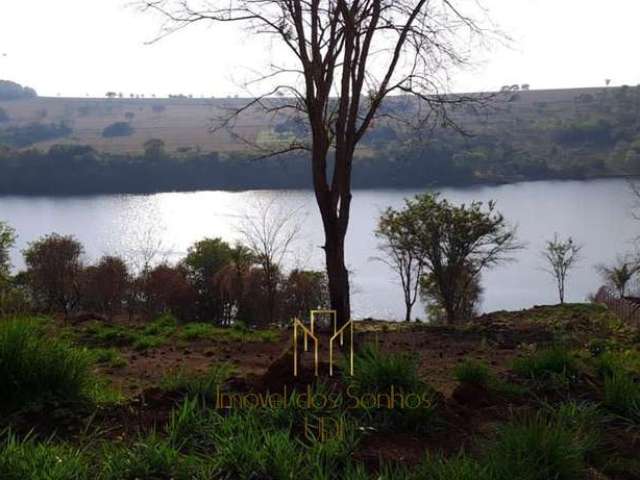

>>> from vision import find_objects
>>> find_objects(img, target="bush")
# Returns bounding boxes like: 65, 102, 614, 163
102, 122, 134, 138
0, 433, 88, 480
0, 318, 94, 410
454, 359, 492, 386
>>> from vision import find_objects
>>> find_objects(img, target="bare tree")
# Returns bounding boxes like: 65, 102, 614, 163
541, 234, 582, 304
238, 195, 304, 324
375, 207, 424, 322
139, 0, 493, 324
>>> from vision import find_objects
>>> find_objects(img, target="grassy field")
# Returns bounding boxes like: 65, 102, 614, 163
0, 86, 632, 156
1, 303, 640, 479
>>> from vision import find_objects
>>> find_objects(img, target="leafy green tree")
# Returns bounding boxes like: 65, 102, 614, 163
185, 238, 234, 322
541, 234, 582, 304
375, 207, 424, 322
400, 193, 520, 324
0, 107, 9, 123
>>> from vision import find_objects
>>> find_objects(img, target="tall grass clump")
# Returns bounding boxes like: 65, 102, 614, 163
603, 372, 640, 422
99, 434, 195, 480
160, 364, 234, 401
454, 359, 492, 386
209, 411, 304, 478
0, 433, 89, 480
345, 343, 438, 433
487, 413, 592, 480
0, 318, 94, 410
347, 342, 421, 393
512, 346, 578, 381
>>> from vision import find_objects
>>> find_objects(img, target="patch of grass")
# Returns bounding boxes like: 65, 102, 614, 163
345, 343, 438, 434
178, 322, 279, 343
0, 318, 95, 411
166, 397, 217, 452
132, 335, 166, 351
142, 314, 177, 337
512, 346, 578, 381
487, 413, 593, 480
160, 364, 234, 400
348, 343, 422, 394
454, 359, 492, 386
89, 347, 127, 368
99, 433, 198, 480
206, 410, 303, 479
179, 322, 216, 341
603, 371, 640, 422
0, 433, 89, 480
413, 453, 489, 480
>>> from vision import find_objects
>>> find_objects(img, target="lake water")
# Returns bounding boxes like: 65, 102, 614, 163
0, 178, 636, 320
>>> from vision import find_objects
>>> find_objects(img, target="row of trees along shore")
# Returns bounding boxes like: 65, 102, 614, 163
0, 229, 329, 325
3, 189, 637, 325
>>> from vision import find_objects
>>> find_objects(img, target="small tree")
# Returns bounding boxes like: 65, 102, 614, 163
402, 193, 520, 324
82, 256, 130, 319
541, 234, 582, 304
238, 197, 303, 325
23, 234, 84, 318
375, 207, 424, 322
0, 221, 16, 283
596, 256, 639, 298
185, 237, 234, 322
282, 269, 329, 322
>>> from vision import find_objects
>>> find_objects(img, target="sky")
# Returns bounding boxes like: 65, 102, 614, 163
0, 0, 639, 98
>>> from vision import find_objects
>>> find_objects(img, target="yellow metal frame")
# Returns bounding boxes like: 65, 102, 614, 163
310, 309, 341, 344
293, 317, 318, 376
329, 320, 354, 377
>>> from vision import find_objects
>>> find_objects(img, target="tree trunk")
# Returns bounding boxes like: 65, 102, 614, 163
324, 223, 351, 327
404, 303, 412, 322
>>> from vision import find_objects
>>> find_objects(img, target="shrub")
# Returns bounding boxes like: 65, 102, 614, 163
0, 318, 94, 410
454, 359, 492, 386
0, 434, 88, 480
